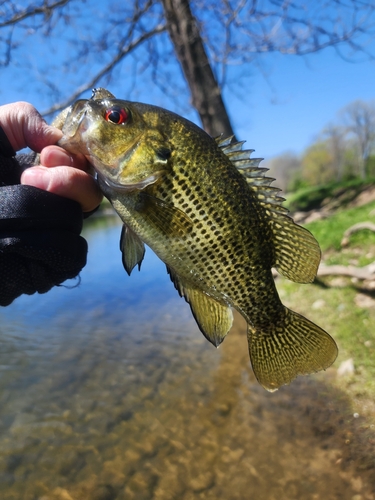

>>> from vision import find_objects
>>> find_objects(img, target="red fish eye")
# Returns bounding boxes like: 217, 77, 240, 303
104, 106, 129, 124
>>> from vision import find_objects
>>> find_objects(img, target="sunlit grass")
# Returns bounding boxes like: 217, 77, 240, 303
285, 178, 375, 212
278, 278, 375, 396
277, 198, 375, 400
306, 200, 375, 252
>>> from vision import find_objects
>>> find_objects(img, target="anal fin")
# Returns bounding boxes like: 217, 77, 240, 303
167, 267, 233, 347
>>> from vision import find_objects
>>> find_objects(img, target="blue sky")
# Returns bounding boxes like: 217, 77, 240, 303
227, 48, 375, 160
0, 8, 374, 163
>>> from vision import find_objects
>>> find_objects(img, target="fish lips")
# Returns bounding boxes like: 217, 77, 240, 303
57, 100, 90, 154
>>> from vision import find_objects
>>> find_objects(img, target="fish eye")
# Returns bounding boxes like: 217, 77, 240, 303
104, 106, 129, 125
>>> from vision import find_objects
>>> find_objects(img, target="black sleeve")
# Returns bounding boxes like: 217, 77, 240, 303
0, 126, 88, 306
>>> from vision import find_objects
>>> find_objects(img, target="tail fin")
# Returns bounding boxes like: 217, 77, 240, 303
247, 307, 338, 392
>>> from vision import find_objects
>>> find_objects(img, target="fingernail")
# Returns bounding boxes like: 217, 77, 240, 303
21, 166, 51, 190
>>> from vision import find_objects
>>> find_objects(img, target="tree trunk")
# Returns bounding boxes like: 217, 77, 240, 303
161, 0, 235, 138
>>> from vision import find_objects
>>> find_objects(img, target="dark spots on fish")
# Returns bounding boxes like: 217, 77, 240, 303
163, 178, 174, 190
233, 262, 242, 271
149, 157, 275, 314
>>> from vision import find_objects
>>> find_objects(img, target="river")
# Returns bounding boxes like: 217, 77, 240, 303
0, 218, 374, 500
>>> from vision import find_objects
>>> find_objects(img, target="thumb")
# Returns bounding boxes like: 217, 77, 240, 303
0, 102, 62, 153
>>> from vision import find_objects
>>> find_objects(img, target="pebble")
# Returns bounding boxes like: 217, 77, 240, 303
91, 484, 117, 500
312, 299, 326, 310
190, 471, 215, 492
51, 488, 74, 500
355, 293, 375, 308
337, 358, 355, 377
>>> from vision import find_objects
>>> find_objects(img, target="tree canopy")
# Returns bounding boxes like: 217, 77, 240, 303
267, 99, 375, 191
1, 0, 375, 136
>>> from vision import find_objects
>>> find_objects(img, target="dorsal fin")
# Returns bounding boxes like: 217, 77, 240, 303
217, 137, 321, 283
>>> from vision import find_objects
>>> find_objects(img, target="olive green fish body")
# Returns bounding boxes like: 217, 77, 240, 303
103, 118, 280, 325
57, 88, 338, 391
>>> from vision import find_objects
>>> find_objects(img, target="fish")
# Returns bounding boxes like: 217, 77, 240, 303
56, 88, 338, 391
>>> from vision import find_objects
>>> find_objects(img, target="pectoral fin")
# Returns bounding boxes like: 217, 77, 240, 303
120, 224, 145, 275
167, 267, 233, 347
137, 192, 193, 238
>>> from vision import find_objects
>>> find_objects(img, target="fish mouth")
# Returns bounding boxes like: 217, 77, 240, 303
57, 102, 89, 151
96, 171, 165, 193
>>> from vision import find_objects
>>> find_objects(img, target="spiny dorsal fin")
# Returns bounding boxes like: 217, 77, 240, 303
167, 266, 233, 347
91, 88, 116, 100
218, 137, 321, 283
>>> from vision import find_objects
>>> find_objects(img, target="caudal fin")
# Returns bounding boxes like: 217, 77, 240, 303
247, 307, 338, 392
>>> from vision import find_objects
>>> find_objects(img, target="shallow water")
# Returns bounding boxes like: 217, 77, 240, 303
0, 219, 374, 500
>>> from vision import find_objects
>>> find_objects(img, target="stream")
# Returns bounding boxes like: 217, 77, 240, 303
0, 218, 374, 500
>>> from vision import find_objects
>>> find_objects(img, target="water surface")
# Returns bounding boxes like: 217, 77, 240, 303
0, 219, 374, 500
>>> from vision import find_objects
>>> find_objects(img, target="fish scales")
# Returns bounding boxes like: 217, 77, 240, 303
111, 123, 279, 325
56, 88, 338, 391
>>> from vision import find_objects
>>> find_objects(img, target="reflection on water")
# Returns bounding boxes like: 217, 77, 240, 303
0, 218, 374, 500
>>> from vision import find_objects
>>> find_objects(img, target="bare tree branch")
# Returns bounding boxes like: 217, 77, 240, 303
318, 262, 375, 280
0, 0, 72, 28
41, 22, 167, 116
1, 0, 375, 134
341, 222, 375, 247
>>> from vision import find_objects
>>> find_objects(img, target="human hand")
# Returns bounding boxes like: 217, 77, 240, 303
22, 145, 103, 213
0, 102, 102, 212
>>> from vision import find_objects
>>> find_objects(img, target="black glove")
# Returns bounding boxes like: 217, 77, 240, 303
0, 126, 88, 306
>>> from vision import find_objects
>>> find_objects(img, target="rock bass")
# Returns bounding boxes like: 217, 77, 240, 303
57, 88, 338, 391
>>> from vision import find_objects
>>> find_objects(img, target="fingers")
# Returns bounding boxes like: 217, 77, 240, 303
0, 102, 62, 153
1, 102, 103, 212
21, 144, 103, 212
21, 166, 103, 213
39, 145, 89, 172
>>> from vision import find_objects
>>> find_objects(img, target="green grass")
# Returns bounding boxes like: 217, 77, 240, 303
277, 279, 375, 397
276, 196, 375, 401
306, 200, 375, 252
285, 178, 375, 213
